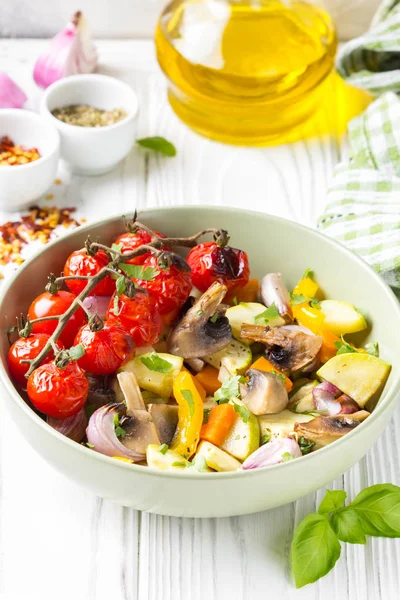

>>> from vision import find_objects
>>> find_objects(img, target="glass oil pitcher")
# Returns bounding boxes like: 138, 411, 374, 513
155, 0, 337, 145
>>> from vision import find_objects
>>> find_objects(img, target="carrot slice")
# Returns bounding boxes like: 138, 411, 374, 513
225, 278, 259, 305
320, 331, 340, 363
250, 356, 293, 392
200, 403, 236, 447
195, 365, 221, 395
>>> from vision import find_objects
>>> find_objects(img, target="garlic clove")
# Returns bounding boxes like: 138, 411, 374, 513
0, 72, 27, 108
33, 11, 97, 90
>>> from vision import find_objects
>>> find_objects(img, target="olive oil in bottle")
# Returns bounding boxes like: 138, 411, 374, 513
155, 0, 338, 144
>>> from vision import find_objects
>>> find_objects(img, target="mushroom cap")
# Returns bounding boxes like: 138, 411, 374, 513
242, 369, 289, 415
294, 410, 370, 448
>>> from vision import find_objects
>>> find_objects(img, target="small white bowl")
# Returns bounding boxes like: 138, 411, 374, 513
0, 109, 60, 211
40, 74, 139, 175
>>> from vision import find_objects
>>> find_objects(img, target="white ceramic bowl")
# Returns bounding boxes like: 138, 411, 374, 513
40, 74, 138, 175
0, 109, 60, 210
1, 207, 400, 518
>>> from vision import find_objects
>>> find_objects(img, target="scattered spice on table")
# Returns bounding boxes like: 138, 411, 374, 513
0, 206, 80, 273
0, 136, 41, 166
52, 104, 127, 127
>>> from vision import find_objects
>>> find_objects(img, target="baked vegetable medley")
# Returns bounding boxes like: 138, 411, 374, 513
6, 218, 391, 472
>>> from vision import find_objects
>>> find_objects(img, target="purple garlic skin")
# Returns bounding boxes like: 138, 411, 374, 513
242, 438, 302, 470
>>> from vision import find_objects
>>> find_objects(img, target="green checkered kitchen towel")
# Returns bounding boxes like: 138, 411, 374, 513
318, 1, 400, 292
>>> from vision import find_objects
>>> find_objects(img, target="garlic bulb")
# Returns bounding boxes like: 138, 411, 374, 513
33, 11, 97, 90
0, 72, 27, 108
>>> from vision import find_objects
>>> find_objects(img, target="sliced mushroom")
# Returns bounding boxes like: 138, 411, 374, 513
294, 410, 370, 448
260, 273, 293, 323
167, 282, 232, 359
242, 369, 289, 415
117, 371, 146, 413
148, 404, 179, 445
240, 324, 322, 374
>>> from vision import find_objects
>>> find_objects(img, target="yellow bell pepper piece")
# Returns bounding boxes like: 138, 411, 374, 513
293, 276, 319, 299
292, 303, 325, 334
170, 370, 204, 458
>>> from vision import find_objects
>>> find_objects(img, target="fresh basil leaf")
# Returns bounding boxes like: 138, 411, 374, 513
141, 351, 173, 373
119, 263, 159, 281
254, 302, 280, 325
318, 489, 347, 515
282, 452, 295, 462
365, 341, 379, 357
302, 268, 313, 280
231, 399, 250, 423
214, 374, 242, 404
290, 293, 308, 305
351, 484, 400, 537
291, 513, 341, 588
158, 444, 169, 455
137, 136, 176, 157
68, 343, 85, 361
116, 275, 126, 297
261, 432, 271, 445
111, 243, 123, 254
298, 436, 315, 455
181, 389, 195, 417
330, 508, 366, 544
334, 336, 358, 355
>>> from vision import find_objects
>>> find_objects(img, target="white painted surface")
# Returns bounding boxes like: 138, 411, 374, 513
0, 39, 399, 600
0, 0, 379, 40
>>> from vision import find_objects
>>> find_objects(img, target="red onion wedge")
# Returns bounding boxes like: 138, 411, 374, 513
338, 394, 360, 414
242, 438, 302, 470
0, 72, 27, 108
47, 408, 87, 443
86, 404, 144, 462
312, 381, 342, 415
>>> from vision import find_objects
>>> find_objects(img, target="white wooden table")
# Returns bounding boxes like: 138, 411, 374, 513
0, 39, 399, 600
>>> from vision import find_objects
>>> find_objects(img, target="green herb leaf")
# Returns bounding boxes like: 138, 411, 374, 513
318, 490, 347, 515
254, 303, 280, 325
158, 444, 169, 455
68, 343, 85, 361
231, 399, 250, 423
114, 414, 126, 439
290, 293, 308, 305
119, 263, 159, 281
270, 370, 286, 383
365, 341, 379, 357
86, 442, 95, 449
232, 297, 238, 305
330, 508, 366, 544
350, 484, 400, 537
209, 312, 220, 324
116, 275, 126, 297
261, 433, 271, 445
141, 351, 173, 373
137, 136, 177, 157
302, 268, 314, 280
298, 436, 315, 455
181, 389, 195, 417
111, 243, 123, 254
214, 374, 242, 404
203, 408, 211, 424
172, 461, 187, 468
282, 452, 295, 462
113, 294, 119, 316
291, 513, 341, 588
309, 298, 321, 309
334, 336, 358, 356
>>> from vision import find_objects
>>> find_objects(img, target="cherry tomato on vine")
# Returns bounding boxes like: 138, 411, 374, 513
186, 241, 250, 293
106, 291, 162, 347
74, 321, 134, 375
28, 291, 86, 348
8, 333, 64, 386
63, 249, 115, 296
27, 360, 89, 419
114, 229, 167, 265
133, 254, 192, 315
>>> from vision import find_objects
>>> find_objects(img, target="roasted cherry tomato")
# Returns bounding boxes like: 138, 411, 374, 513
186, 241, 250, 293
114, 229, 167, 265
106, 291, 163, 347
28, 291, 86, 348
8, 333, 64, 386
133, 254, 192, 315
63, 249, 115, 296
27, 360, 89, 419
74, 321, 134, 375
